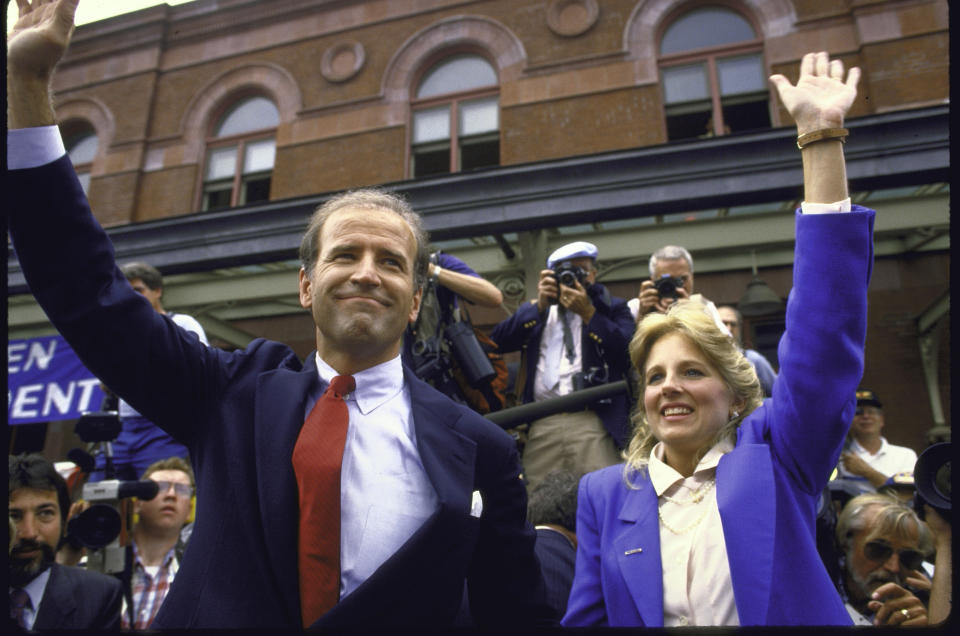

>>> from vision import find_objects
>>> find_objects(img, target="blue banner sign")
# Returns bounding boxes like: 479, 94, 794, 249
8, 335, 105, 425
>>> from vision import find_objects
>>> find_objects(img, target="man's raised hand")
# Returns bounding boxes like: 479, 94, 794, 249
8, 0, 80, 79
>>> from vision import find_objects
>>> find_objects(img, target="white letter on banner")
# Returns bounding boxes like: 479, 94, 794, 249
25, 340, 57, 371
12, 384, 43, 418
43, 382, 76, 417
8, 342, 27, 373
76, 378, 101, 412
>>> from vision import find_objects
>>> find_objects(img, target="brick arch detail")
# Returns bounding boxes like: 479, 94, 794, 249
56, 97, 115, 173
382, 15, 527, 105
179, 62, 302, 163
623, 0, 796, 84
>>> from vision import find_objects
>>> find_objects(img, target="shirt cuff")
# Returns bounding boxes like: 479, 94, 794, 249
7, 126, 67, 170
800, 198, 852, 215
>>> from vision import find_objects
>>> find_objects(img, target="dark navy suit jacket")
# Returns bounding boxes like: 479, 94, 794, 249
9, 156, 552, 629
490, 284, 635, 447
32, 563, 123, 630
562, 208, 875, 626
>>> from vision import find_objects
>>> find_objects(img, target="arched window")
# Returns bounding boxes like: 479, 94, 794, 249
65, 128, 98, 194
202, 96, 278, 211
411, 54, 499, 178
659, 6, 769, 141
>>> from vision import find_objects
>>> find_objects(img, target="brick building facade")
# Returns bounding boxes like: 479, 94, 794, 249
8, 0, 950, 456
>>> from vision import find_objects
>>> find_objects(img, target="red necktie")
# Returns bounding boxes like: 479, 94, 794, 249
292, 374, 355, 627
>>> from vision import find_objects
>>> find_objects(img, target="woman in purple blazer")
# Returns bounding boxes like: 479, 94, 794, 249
563, 52, 873, 626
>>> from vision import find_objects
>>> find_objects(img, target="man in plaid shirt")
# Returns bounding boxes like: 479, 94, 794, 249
122, 457, 194, 629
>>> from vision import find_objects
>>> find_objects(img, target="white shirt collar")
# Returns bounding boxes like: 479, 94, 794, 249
13, 565, 52, 619
648, 438, 734, 497
314, 352, 404, 415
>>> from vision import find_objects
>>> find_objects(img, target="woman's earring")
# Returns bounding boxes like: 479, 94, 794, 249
730, 410, 740, 421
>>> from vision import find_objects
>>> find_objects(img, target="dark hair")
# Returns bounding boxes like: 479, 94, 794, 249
9, 454, 71, 531
120, 261, 164, 290
298, 188, 430, 292
527, 470, 581, 532
141, 456, 195, 489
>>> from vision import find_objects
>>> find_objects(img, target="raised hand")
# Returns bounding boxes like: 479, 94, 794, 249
7, 0, 81, 128
769, 51, 860, 135
8, 0, 80, 79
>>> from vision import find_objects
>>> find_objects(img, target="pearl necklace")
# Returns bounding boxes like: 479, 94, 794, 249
662, 478, 715, 505
658, 479, 716, 535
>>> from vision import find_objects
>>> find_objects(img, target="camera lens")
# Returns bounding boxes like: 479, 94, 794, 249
557, 271, 576, 287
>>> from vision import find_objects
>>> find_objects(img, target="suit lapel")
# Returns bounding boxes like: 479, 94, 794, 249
405, 368, 476, 512
613, 478, 663, 627
254, 354, 319, 625
717, 445, 775, 625
33, 564, 77, 629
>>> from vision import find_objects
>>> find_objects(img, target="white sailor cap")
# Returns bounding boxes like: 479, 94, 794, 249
547, 241, 598, 269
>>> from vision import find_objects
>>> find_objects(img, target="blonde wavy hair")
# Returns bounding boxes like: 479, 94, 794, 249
623, 299, 763, 484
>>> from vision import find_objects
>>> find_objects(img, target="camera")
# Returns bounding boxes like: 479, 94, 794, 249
572, 366, 608, 392
653, 274, 685, 299
65, 410, 160, 573
553, 261, 588, 289
913, 442, 950, 521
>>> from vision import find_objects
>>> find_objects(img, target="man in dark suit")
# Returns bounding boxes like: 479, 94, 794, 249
9, 454, 123, 631
7, 0, 550, 629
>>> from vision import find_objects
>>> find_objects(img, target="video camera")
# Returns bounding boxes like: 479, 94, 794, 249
65, 411, 159, 574
653, 274, 685, 299
914, 442, 950, 522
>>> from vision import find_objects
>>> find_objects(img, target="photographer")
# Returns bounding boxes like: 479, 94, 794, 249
9, 453, 122, 630
833, 493, 933, 626
491, 242, 634, 490
629, 245, 695, 318
404, 251, 506, 412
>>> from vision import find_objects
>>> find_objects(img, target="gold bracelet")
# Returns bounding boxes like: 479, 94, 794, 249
796, 127, 849, 150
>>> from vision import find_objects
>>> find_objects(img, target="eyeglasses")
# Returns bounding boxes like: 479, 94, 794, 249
153, 480, 193, 497
855, 406, 882, 416
863, 540, 924, 571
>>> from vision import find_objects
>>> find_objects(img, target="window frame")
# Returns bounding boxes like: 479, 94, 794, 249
657, 3, 768, 139
197, 94, 278, 211
408, 50, 501, 178
63, 126, 98, 196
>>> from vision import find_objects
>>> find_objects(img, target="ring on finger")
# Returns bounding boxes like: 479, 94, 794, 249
900, 609, 910, 619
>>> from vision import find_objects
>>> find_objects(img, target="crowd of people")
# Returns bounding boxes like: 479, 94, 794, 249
7, 0, 950, 630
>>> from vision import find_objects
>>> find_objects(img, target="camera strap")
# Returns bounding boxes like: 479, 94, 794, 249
558, 306, 577, 365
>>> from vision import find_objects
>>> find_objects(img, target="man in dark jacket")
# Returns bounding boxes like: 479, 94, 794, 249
9, 454, 122, 631
491, 241, 635, 490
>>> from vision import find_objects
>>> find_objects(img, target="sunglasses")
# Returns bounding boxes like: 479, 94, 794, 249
863, 540, 923, 571
855, 406, 882, 416
153, 480, 193, 497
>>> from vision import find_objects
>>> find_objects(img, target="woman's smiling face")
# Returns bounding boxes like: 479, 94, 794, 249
643, 331, 739, 472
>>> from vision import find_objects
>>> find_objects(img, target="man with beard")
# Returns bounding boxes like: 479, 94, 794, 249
9, 454, 123, 630
834, 493, 933, 626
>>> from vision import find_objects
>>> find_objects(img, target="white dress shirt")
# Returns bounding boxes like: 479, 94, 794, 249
311, 353, 439, 600
648, 439, 738, 627
533, 304, 583, 401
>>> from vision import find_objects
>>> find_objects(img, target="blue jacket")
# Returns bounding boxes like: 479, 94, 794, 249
563, 207, 875, 626
491, 284, 635, 447
9, 155, 553, 629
